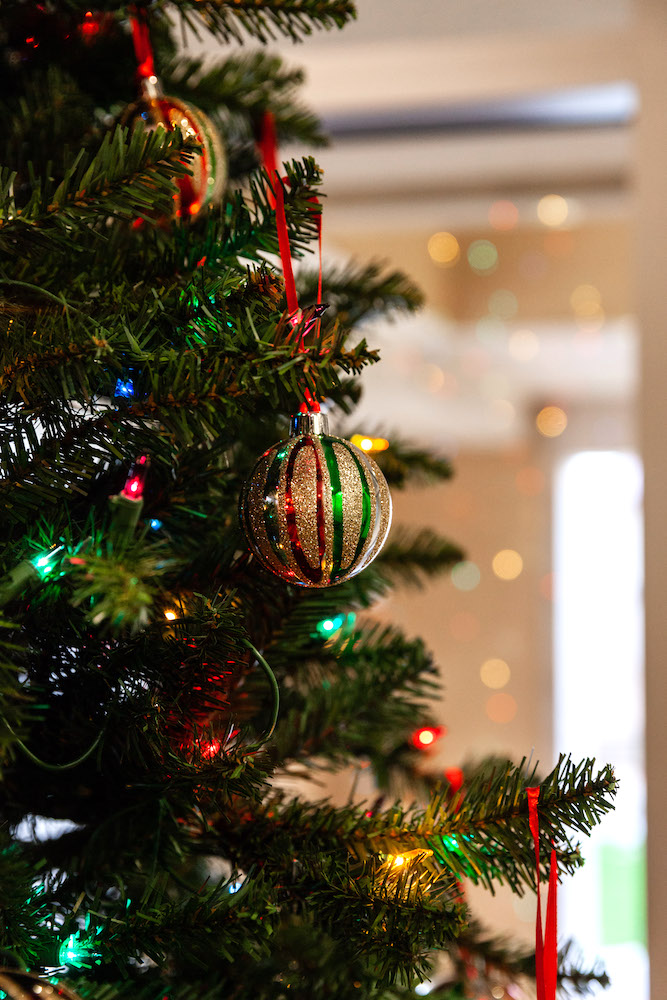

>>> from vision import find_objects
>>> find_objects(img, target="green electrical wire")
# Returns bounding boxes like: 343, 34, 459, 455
242, 638, 280, 744
2, 722, 102, 772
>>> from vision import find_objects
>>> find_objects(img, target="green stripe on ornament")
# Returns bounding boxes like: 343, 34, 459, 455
321, 439, 345, 579
262, 447, 290, 570
322, 438, 373, 581
344, 445, 373, 567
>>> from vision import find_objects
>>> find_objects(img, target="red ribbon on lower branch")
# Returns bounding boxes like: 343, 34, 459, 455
527, 786, 558, 1000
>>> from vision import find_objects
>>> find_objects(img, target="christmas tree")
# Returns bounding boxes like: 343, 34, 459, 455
0, 3, 616, 999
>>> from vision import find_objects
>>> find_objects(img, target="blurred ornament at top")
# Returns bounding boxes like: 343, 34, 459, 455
122, 9, 226, 218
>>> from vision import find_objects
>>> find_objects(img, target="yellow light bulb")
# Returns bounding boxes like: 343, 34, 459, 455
164, 610, 177, 621
392, 855, 405, 867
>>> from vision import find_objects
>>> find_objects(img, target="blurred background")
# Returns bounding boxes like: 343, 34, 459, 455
192, 1, 664, 996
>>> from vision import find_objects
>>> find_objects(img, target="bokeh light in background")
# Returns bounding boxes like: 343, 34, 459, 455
490, 398, 516, 428
508, 328, 540, 361
411, 726, 445, 750
488, 199, 519, 231
571, 283, 605, 333
424, 363, 445, 392
486, 692, 518, 723
425, 365, 458, 396
451, 560, 481, 591
537, 193, 569, 227
476, 316, 507, 346
467, 239, 499, 274
428, 231, 461, 266
350, 434, 389, 453
492, 549, 524, 580
488, 289, 518, 319
536, 405, 568, 437
481, 658, 511, 689
570, 283, 602, 317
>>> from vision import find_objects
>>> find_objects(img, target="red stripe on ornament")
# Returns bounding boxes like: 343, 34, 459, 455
284, 437, 327, 583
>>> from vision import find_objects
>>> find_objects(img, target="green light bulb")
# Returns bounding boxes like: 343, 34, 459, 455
31, 545, 63, 579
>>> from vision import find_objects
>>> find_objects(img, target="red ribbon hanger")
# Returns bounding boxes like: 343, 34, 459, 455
527, 786, 558, 1000
129, 6, 155, 81
258, 112, 324, 414
260, 112, 299, 316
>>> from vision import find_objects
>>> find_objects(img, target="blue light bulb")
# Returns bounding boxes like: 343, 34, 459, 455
114, 378, 134, 398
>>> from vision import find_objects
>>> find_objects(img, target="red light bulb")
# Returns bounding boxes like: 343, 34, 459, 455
411, 726, 445, 751
121, 455, 149, 501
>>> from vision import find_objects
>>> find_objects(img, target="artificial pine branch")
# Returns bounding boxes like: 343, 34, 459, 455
162, 52, 328, 147
374, 528, 464, 586
0, 66, 97, 176
0, 126, 197, 259
373, 440, 454, 487
298, 260, 425, 325
0, 831, 56, 967
222, 757, 615, 901
441, 923, 611, 997
159, 0, 357, 45
270, 624, 440, 763
0, 618, 35, 771
0, 323, 380, 521
304, 857, 466, 986
0, 334, 111, 404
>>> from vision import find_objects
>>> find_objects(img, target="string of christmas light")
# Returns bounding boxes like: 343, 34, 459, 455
109, 454, 149, 538
0, 546, 63, 608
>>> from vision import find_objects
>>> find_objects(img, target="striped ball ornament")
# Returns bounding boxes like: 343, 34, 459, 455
241, 411, 392, 587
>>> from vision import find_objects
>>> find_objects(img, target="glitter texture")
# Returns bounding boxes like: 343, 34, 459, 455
240, 425, 392, 587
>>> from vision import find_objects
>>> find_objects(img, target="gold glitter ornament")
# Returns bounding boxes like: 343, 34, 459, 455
240, 411, 392, 587
0, 970, 83, 1000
